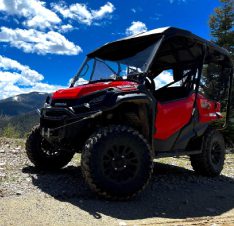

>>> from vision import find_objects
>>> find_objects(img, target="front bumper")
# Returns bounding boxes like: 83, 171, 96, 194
40, 106, 101, 141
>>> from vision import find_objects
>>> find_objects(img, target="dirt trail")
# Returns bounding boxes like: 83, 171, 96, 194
1, 195, 234, 226
0, 138, 234, 226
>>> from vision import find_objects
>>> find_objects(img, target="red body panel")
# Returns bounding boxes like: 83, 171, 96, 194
154, 94, 195, 140
52, 81, 138, 99
196, 94, 222, 123
154, 93, 222, 140
52, 81, 222, 141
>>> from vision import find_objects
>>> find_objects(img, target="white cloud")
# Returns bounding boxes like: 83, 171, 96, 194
21, 82, 65, 94
0, 0, 61, 29
0, 55, 65, 99
0, 1, 115, 55
0, 55, 43, 84
73, 77, 89, 86
59, 24, 74, 33
52, 2, 115, 26
91, 2, 115, 20
0, 27, 82, 55
125, 21, 147, 36
154, 70, 173, 89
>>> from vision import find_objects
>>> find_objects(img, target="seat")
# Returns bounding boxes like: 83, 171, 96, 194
154, 87, 191, 102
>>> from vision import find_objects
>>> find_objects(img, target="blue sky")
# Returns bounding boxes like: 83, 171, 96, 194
0, 0, 221, 99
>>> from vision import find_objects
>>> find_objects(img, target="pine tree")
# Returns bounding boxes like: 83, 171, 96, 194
209, 0, 234, 56
209, 0, 234, 148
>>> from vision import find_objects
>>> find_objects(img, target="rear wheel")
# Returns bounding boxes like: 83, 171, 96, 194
81, 125, 153, 200
26, 125, 74, 170
190, 129, 225, 176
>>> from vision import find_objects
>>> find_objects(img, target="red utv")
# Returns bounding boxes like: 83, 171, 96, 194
26, 27, 233, 199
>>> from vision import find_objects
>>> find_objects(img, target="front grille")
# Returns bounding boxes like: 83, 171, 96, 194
44, 110, 69, 118
40, 108, 73, 129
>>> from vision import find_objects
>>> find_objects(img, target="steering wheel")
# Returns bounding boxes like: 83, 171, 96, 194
144, 76, 156, 91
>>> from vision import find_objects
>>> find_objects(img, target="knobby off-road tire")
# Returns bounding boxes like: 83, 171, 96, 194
81, 125, 154, 200
26, 125, 74, 170
190, 128, 225, 177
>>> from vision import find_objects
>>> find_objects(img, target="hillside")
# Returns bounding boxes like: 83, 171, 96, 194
0, 92, 48, 137
0, 92, 48, 116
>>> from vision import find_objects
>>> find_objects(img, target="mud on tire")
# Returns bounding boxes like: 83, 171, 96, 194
26, 125, 74, 170
81, 125, 153, 200
190, 128, 225, 177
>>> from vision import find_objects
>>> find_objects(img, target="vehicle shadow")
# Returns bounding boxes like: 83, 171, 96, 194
22, 161, 234, 220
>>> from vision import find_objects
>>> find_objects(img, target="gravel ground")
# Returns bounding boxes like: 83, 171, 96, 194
0, 137, 234, 226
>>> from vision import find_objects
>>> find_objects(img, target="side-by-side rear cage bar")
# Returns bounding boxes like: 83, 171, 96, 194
224, 65, 234, 129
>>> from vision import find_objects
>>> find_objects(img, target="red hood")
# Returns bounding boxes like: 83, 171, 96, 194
52, 81, 138, 99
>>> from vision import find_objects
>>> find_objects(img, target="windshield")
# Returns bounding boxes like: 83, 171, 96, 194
72, 43, 157, 86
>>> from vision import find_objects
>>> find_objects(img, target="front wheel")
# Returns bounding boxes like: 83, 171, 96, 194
26, 125, 75, 170
81, 125, 153, 200
190, 128, 225, 177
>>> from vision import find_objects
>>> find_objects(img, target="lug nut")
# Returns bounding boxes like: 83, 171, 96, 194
114, 168, 117, 171
121, 155, 125, 158
112, 158, 115, 161
124, 165, 126, 168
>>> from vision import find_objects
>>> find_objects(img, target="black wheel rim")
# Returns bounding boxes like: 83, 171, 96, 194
102, 144, 139, 183
41, 138, 60, 157
211, 142, 222, 165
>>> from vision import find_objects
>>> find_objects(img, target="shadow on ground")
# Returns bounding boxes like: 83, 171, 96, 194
22, 162, 234, 220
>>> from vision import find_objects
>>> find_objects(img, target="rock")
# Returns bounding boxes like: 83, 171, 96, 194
0, 162, 6, 167
0, 173, 6, 178
0, 149, 5, 153
26, 177, 31, 182
16, 190, 22, 196
11, 149, 19, 154
210, 224, 218, 226
0, 189, 4, 197
118, 221, 127, 226
44, 194, 50, 198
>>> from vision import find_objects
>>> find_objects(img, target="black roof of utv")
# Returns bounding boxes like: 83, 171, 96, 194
88, 27, 232, 71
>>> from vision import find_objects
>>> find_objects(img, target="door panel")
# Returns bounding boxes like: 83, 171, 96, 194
154, 94, 195, 140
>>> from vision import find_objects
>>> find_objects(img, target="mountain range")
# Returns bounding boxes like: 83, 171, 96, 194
0, 92, 49, 137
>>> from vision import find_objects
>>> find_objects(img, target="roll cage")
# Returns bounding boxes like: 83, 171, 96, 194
71, 27, 233, 126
